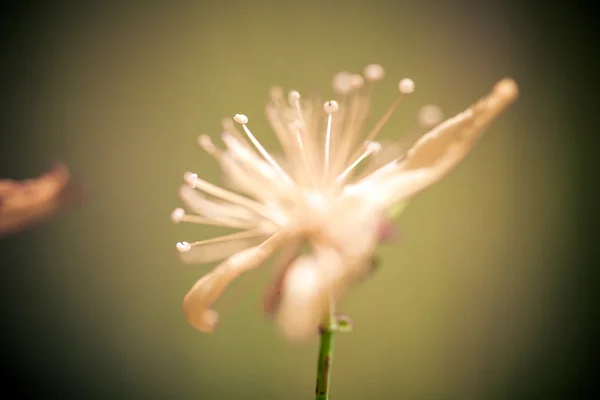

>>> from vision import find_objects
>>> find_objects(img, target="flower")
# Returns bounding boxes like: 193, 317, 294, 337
172, 64, 518, 341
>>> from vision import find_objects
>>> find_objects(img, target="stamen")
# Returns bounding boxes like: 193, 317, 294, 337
176, 229, 264, 253
350, 74, 365, 90
233, 114, 294, 186
333, 71, 353, 95
177, 241, 192, 252
233, 114, 248, 124
364, 64, 385, 82
221, 131, 277, 180
323, 100, 339, 178
337, 141, 382, 183
289, 120, 304, 153
288, 91, 305, 126
289, 120, 319, 189
221, 117, 250, 147
347, 78, 415, 163
345, 158, 401, 195
398, 78, 415, 94
197, 134, 218, 155
171, 207, 252, 228
183, 172, 285, 223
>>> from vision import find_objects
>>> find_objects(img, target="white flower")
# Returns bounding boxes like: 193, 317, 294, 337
172, 64, 518, 341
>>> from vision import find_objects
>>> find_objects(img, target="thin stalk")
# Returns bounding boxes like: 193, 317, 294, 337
315, 323, 335, 400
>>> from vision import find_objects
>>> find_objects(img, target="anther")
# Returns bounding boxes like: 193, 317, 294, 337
365, 140, 382, 154
398, 78, 415, 94
324, 100, 339, 114
288, 90, 301, 105
337, 141, 382, 182
171, 208, 185, 223
350, 74, 365, 89
364, 64, 385, 81
184, 172, 198, 188
176, 241, 191, 252
333, 71, 353, 95
233, 114, 248, 124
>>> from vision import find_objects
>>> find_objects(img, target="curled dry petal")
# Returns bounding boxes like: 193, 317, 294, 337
183, 232, 287, 332
381, 79, 519, 206
0, 163, 82, 236
403, 79, 517, 171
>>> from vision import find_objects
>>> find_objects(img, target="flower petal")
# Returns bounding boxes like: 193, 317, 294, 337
183, 232, 288, 333
275, 248, 352, 342
388, 78, 518, 202
179, 185, 260, 228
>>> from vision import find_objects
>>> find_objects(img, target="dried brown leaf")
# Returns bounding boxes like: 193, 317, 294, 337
0, 163, 83, 236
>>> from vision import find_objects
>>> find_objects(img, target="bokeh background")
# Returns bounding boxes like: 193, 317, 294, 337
0, 1, 594, 399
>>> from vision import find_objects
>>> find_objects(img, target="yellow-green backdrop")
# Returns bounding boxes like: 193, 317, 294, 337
0, 1, 582, 399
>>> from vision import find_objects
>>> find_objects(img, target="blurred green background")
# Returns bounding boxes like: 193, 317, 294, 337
0, 1, 593, 399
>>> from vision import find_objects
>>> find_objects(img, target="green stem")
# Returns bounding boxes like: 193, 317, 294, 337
315, 323, 335, 400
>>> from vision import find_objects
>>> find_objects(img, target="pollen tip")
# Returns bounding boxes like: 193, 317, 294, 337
366, 140, 382, 154
398, 78, 415, 94
183, 172, 198, 187
171, 208, 185, 223
288, 90, 301, 104
364, 64, 385, 81
324, 100, 339, 114
233, 114, 248, 124
333, 71, 353, 94
350, 74, 365, 89
176, 241, 191, 252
